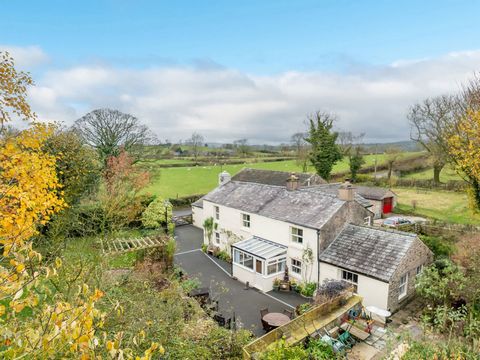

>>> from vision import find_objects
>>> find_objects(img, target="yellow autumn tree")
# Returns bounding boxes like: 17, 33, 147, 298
448, 109, 480, 210
0, 52, 162, 358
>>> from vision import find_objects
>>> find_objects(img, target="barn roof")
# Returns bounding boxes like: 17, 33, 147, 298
231, 168, 327, 187
319, 224, 417, 282
202, 180, 345, 230
353, 186, 396, 201
306, 184, 372, 208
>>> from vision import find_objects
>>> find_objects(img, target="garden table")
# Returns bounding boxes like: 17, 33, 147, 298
262, 312, 290, 328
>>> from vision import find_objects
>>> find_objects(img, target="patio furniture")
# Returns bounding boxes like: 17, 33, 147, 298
214, 313, 231, 329
340, 322, 370, 341
262, 312, 291, 328
283, 309, 293, 319
338, 330, 355, 349
260, 308, 269, 318
321, 334, 345, 353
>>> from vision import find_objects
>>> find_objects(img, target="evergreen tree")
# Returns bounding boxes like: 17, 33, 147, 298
349, 146, 365, 181
305, 111, 342, 180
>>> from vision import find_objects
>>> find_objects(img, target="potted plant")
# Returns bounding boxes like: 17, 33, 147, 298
290, 279, 298, 292
273, 278, 281, 291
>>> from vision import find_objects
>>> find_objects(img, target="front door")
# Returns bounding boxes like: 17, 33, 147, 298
383, 197, 393, 214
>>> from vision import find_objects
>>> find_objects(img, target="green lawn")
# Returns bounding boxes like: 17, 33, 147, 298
144, 153, 399, 198
393, 187, 480, 225
401, 165, 463, 182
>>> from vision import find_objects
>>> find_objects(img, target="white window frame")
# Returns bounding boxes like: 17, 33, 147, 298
214, 206, 220, 220
233, 249, 254, 270
266, 257, 286, 275
291, 227, 303, 244
214, 231, 220, 245
242, 213, 250, 228
291, 259, 302, 275
398, 273, 408, 299
341, 270, 359, 291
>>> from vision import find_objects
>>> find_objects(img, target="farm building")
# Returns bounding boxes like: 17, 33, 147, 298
192, 170, 432, 312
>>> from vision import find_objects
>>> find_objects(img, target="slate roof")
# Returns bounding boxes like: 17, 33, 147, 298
202, 181, 345, 230
319, 224, 417, 282
354, 186, 395, 201
305, 184, 372, 208
231, 168, 327, 187
192, 198, 203, 208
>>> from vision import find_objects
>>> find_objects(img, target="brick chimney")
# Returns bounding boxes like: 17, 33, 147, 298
338, 179, 355, 201
286, 174, 300, 191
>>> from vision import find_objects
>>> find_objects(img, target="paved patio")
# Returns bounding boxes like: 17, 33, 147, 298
174, 225, 308, 336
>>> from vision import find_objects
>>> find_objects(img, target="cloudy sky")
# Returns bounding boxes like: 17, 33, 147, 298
3, 0, 480, 144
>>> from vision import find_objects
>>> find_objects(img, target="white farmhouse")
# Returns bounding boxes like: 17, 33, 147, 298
192, 169, 432, 312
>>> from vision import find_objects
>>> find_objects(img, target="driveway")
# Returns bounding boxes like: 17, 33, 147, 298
174, 225, 308, 336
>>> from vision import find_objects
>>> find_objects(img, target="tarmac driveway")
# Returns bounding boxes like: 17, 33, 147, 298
174, 225, 307, 336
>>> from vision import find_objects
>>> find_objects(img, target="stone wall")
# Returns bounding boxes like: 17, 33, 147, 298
318, 200, 374, 252
387, 237, 434, 312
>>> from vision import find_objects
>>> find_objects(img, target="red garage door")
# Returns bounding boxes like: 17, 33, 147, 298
383, 197, 393, 214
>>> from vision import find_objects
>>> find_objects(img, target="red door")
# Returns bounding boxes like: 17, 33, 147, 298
383, 197, 393, 214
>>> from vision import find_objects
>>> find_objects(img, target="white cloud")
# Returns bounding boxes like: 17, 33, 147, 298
0, 45, 49, 68
21, 48, 480, 144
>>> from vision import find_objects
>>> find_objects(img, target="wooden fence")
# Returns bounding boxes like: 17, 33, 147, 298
242, 293, 362, 359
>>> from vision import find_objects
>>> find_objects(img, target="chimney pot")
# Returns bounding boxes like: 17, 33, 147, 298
286, 173, 299, 191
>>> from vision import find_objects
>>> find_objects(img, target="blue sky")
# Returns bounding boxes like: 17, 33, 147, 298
3, 0, 480, 143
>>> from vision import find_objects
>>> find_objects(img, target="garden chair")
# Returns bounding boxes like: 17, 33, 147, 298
260, 308, 269, 318
338, 330, 355, 349
283, 309, 293, 319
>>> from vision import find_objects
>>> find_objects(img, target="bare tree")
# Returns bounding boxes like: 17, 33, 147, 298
186, 132, 204, 164
233, 138, 250, 157
291, 132, 309, 172
385, 147, 402, 183
73, 108, 156, 163
408, 95, 457, 184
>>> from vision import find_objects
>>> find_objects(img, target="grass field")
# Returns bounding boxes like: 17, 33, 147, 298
393, 187, 480, 225
144, 153, 401, 198
401, 165, 463, 182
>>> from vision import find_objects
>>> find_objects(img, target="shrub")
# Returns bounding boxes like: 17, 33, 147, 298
260, 338, 308, 360
141, 197, 174, 232
420, 235, 454, 258
306, 338, 336, 359
300, 282, 317, 297
216, 250, 232, 263
295, 303, 312, 316
201, 243, 208, 253
180, 277, 201, 293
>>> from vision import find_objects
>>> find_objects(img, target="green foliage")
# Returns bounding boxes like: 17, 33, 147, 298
420, 235, 454, 258
201, 243, 208, 253
401, 339, 480, 360
203, 217, 217, 245
349, 147, 365, 181
141, 197, 174, 232
306, 338, 336, 359
260, 338, 308, 360
299, 282, 317, 297
304, 111, 342, 180
179, 277, 201, 293
217, 250, 232, 263
44, 125, 101, 205
416, 260, 467, 306
296, 303, 312, 315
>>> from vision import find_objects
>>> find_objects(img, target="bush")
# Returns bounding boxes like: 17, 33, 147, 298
300, 282, 317, 297
306, 338, 336, 359
420, 235, 454, 258
141, 197, 174, 232
260, 338, 307, 360
216, 250, 232, 263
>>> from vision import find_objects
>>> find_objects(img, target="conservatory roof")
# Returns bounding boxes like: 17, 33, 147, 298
232, 237, 287, 260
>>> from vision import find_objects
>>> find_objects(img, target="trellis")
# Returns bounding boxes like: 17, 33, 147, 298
101, 236, 168, 255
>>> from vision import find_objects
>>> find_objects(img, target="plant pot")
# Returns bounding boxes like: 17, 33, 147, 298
273, 285, 280, 291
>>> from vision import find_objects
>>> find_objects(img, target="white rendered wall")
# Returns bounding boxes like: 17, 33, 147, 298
202, 200, 319, 286
319, 262, 389, 310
